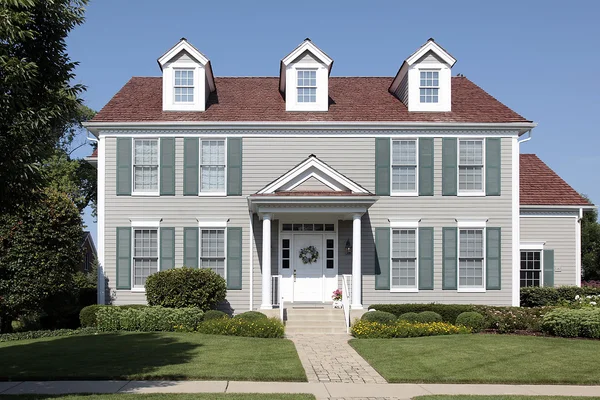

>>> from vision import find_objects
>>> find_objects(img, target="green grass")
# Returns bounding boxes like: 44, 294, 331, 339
0, 396, 314, 400
350, 334, 600, 384
416, 397, 600, 400
0, 332, 306, 382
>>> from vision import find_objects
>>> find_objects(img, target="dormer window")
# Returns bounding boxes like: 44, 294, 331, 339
297, 69, 317, 103
174, 69, 194, 103
419, 71, 439, 103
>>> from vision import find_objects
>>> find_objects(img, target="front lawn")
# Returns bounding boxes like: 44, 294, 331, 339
0, 332, 306, 382
350, 334, 600, 384
1, 396, 314, 400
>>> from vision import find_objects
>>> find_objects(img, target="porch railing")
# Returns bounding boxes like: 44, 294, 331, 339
271, 275, 284, 321
342, 274, 352, 333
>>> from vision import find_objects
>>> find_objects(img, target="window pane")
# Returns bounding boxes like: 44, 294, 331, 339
133, 229, 158, 288
459, 229, 484, 288
520, 251, 542, 287
200, 140, 225, 192
200, 229, 225, 277
459, 140, 483, 165
391, 229, 417, 288
133, 140, 158, 192
392, 140, 417, 193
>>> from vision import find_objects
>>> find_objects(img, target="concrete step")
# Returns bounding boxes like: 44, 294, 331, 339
285, 313, 345, 321
285, 321, 347, 329
286, 309, 344, 315
286, 326, 348, 334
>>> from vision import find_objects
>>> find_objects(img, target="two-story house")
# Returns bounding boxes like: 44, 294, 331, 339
85, 38, 593, 313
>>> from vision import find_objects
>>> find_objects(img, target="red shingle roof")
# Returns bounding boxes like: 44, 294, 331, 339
520, 154, 591, 206
90, 148, 98, 157
92, 76, 530, 123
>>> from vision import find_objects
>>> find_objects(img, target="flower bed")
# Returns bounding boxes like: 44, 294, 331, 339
351, 320, 471, 339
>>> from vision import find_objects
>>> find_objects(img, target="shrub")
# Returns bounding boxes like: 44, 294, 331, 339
456, 312, 485, 332
196, 317, 284, 338
521, 286, 600, 307
204, 310, 230, 320
351, 320, 471, 339
234, 311, 267, 320
361, 311, 397, 325
145, 267, 226, 311
542, 308, 600, 339
95, 306, 203, 332
398, 312, 420, 323
416, 311, 442, 323
583, 281, 600, 288
80, 305, 108, 327
370, 304, 477, 323
0, 327, 101, 342
474, 305, 551, 333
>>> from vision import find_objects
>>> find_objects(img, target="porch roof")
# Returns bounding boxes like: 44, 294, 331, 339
247, 192, 379, 217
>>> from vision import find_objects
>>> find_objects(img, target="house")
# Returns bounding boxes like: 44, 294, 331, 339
84, 38, 594, 312
81, 231, 97, 274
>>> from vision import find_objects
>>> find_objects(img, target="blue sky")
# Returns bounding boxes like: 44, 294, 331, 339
67, 0, 600, 243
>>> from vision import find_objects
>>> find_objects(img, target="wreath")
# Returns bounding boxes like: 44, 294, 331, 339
299, 245, 319, 264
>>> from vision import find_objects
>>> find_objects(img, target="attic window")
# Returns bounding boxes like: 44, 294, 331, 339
174, 69, 194, 103
297, 69, 316, 103
419, 70, 439, 103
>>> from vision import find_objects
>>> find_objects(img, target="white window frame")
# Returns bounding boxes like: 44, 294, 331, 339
419, 69, 440, 104
130, 221, 161, 292
173, 68, 195, 104
198, 221, 228, 280
391, 138, 419, 196
457, 220, 486, 292
132, 138, 160, 196
457, 138, 486, 197
296, 68, 317, 104
390, 221, 419, 292
519, 242, 545, 288
199, 138, 227, 197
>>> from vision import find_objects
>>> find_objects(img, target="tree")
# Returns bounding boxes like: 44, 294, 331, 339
582, 195, 600, 281
0, 0, 89, 213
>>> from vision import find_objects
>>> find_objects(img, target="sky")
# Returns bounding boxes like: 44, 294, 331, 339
67, 0, 600, 243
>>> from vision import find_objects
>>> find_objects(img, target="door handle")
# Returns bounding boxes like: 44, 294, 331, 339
293, 269, 297, 282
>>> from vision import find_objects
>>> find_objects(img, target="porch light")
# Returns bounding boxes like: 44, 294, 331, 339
345, 239, 352, 255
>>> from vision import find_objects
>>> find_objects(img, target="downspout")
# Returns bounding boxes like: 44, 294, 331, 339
518, 130, 532, 144
249, 209, 254, 310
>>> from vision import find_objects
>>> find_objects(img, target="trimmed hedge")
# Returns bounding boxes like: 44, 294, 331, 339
80, 305, 106, 327
456, 312, 486, 332
351, 320, 471, 339
145, 267, 226, 311
521, 286, 600, 307
398, 312, 420, 323
234, 311, 267, 320
416, 311, 442, 323
204, 310, 230, 320
0, 328, 100, 342
370, 304, 477, 324
96, 306, 204, 332
361, 311, 397, 325
542, 308, 600, 338
196, 317, 284, 338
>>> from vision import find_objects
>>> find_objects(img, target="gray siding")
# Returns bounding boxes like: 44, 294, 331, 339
397, 73, 409, 106
520, 214, 578, 286
291, 177, 334, 192
417, 51, 444, 64
293, 50, 318, 65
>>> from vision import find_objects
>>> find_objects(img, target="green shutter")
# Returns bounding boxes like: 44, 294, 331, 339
375, 227, 390, 290
183, 138, 199, 196
160, 227, 175, 270
419, 138, 434, 196
227, 138, 243, 196
227, 227, 243, 290
442, 227, 457, 289
419, 227, 434, 290
116, 138, 132, 196
184, 227, 199, 268
543, 249, 555, 287
486, 138, 501, 196
160, 138, 175, 195
375, 138, 391, 196
116, 227, 131, 289
442, 138, 457, 196
486, 227, 501, 290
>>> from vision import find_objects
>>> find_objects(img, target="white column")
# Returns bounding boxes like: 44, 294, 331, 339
261, 214, 273, 309
352, 213, 363, 309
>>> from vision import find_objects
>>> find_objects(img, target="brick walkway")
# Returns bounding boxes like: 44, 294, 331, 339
289, 334, 387, 384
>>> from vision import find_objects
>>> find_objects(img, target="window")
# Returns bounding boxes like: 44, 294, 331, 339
419, 71, 439, 103
282, 223, 334, 232
392, 140, 417, 193
297, 69, 316, 103
326, 239, 335, 269
391, 229, 417, 289
133, 139, 159, 193
459, 139, 484, 193
458, 229, 484, 289
174, 69, 194, 103
200, 229, 226, 277
521, 250, 542, 287
200, 140, 225, 193
281, 239, 290, 269
133, 229, 158, 289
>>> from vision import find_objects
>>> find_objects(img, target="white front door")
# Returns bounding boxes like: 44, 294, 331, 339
293, 234, 324, 302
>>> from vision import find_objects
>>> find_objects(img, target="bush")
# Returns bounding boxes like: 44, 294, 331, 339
234, 311, 267, 320
542, 308, 600, 339
370, 304, 477, 324
521, 286, 600, 307
79, 305, 108, 327
361, 311, 397, 325
145, 267, 226, 311
351, 320, 471, 339
0, 327, 101, 342
474, 305, 552, 333
196, 317, 284, 338
416, 311, 442, 323
456, 312, 485, 332
95, 306, 203, 332
398, 312, 420, 323
204, 310, 230, 320
583, 281, 600, 288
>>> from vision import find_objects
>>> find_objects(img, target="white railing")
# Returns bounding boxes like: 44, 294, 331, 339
271, 275, 284, 321
342, 274, 352, 333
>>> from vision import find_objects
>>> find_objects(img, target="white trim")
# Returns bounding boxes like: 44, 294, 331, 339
97, 138, 106, 304
390, 138, 419, 196
249, 211, 254, 310
519, 248, 544, 288
158, 40, 209, 67
199, 138, 227, 196
406, 40, 457, 67
130, 226, 160, 290
520, 205, 596, 210
390, 226, 419, 292
130, 220, 161, 228
456, 220, 487, 228
132, 138, 160, 196
281, 40, 333, 69
198, 226, 228, 281
389, 220, 420, 229
197, 220, 228, 228
576, 207, 583, 287
520, 241, 545, 250
457, 288, 486, 293
457, 227, 486, 291
520, 214, 578, 218
512, 136, 520, 306
457, 138, 485, 196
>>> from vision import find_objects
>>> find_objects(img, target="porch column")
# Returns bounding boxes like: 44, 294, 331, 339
352, 213, 363, 309
261, 213, 273, 309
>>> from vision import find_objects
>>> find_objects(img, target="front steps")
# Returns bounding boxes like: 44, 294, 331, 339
284, 306, 348, 335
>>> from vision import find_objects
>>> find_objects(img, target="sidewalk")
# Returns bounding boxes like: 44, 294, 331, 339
2, 380, 600, 399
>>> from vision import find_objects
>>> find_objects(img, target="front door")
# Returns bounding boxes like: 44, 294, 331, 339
293, 234, 324, 302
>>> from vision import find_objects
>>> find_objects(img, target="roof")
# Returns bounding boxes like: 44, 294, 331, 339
520, 154, 591, 206
91, 76, 529, 123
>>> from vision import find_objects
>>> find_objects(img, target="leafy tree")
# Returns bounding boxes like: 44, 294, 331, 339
582, 195, 600, 281
0, 0, 89, 213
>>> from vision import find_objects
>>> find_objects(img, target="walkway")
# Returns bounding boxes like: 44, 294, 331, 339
289, 333, 387, 384
2, 381, 600, 399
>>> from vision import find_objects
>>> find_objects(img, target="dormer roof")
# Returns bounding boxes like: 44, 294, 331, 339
279, 38, 333, 93
157, 38, 216, 92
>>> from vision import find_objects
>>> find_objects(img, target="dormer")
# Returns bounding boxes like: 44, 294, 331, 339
158, 38, 216, 112
389, 38, 456, 112
279, 39, 333, 112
